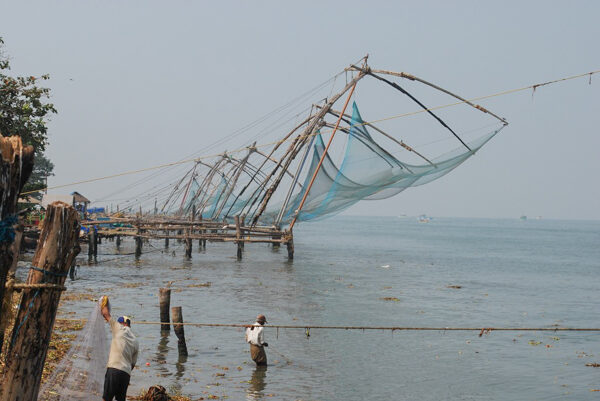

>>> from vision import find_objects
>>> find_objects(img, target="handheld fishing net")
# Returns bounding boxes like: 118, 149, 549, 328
38, 298, 109, 400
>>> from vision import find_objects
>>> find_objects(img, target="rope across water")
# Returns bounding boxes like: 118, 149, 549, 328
53, 318, 600, 332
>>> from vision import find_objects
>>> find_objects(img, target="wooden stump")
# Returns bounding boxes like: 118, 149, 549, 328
286, 231, 294, 260
0, 136, 34, 340
1, 201, 80, 401
235, 215, 243, 260
159, 288, 171, 333
116, 235, 121, 248
171, 306, 188, 356
164, 231, 169, 248
88, 227, 97, 260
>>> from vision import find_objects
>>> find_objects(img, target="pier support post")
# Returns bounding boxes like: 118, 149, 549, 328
286, 230, 294, 260
88, 227, 97, 260
159, 288, 171, 333
272, 225, 281, 249
185, 206, 194, 258
171, 306, 188, 356
135, 223, 142, 259
1, 202, 80, 401
164, 230, 169, 248
235, 215, 243, 260
116, 235, 121, 248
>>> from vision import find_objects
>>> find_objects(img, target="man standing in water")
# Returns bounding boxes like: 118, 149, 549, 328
100, 296, 139, 401
245, 314, 268, 366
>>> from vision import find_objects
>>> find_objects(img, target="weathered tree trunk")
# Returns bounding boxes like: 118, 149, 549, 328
0, 136, 34, 331
1, 201, 80, 401
0, 224, 23, 356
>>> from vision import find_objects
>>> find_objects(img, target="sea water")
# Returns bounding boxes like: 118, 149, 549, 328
53, 216, 600, 400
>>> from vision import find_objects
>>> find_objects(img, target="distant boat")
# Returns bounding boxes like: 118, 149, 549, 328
418, 214, 431, 223
535, 216, 542, 220
520, 215, 527, 220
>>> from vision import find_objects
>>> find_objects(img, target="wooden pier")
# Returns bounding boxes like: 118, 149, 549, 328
80, 215, 294, 260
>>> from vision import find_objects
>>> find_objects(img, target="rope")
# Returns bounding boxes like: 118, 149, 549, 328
52, 318, 600, 332
21, 68, 600, 196
29, 266, 69, 278
5, 280, 66, 292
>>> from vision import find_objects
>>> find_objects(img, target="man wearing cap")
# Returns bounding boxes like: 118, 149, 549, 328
245, 314, 268, 366
100, 296, 139, 401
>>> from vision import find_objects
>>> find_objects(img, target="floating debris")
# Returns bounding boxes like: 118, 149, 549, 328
586, 363, 600, 368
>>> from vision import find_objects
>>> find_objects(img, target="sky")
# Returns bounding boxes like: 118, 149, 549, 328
1, 0, 599, 220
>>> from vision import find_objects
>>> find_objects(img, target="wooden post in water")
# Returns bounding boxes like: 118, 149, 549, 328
164, 230, 169, 248
116, 235, 121, 248
201, 215, 207, 248
185, 206, 194, 258
159, 288, 171, 333
135, 220, 142, 259
0, 136, 34, 329
272, 225, 281, 249
88, 229, 94, 260
286, 230, 294, 260
235, 215, 243, 260
1, 202, 80, 401
171, 306, 188, 356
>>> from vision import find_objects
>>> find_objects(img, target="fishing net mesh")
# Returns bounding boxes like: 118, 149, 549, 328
195, 102, 503, 225
38, 300, 108, 400
267, 102, 503, 223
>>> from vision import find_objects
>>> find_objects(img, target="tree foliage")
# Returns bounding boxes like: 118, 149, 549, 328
0, 37, 56, 198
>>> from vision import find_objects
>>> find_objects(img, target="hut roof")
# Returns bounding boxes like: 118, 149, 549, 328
71, 191, 90, 204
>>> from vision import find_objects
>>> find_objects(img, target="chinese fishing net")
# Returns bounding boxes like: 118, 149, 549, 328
269, 102, 504, 223
187, 99, 504, 225
38, 299, 109, 400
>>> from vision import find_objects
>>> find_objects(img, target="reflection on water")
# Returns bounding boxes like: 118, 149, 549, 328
246, 366, 267, 400
156, 334, 169, 365
175, 353, 187, 379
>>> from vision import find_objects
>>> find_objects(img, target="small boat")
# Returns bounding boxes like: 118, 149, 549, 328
418, 214, 430, 223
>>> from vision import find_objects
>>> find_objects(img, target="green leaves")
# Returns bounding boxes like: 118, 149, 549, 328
0, 37, 56, 199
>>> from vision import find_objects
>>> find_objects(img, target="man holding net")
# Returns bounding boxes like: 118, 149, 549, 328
100, 296, 139, 401
245, 314, 268, 366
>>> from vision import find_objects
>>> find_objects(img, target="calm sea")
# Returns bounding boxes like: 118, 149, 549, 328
52, 216, 600, 400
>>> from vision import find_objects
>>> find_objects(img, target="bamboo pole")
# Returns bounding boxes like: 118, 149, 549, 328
252, 68, 368, 226
363, 68, 508, 125
1, 201, 80, 401
288, 78, 360, 231
367, 71, 471, 151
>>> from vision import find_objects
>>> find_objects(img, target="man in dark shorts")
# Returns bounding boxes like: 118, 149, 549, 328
100, 296, 139, 401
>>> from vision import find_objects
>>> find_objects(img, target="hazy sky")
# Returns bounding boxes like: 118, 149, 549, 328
1, 1, 599, 220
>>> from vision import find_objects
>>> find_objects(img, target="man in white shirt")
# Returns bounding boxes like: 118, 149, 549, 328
245, 314, 268, 366
100, 296, 139, 401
